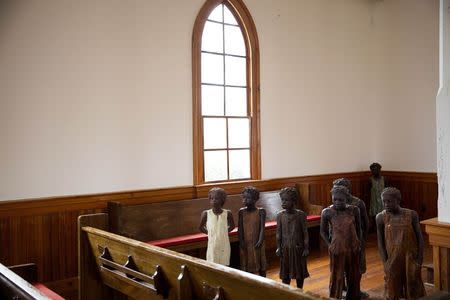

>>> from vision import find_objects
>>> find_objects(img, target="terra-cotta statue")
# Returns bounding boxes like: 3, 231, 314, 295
370, 162, 385, 217
276, 187, 309, 288
238, 186, 267, 276
321, 185, 362, 300
376, 187, 425, 300
199, 187, 235, 266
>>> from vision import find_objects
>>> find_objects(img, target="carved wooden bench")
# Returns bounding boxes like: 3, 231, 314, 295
78, 217, 325, 300
0, 263, 64, 300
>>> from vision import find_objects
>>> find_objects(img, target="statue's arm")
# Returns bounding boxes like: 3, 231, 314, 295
255, 209, 266, 248
276, 213, 282, 257
199, 211, 208, 234
238, 209, 245, 249
227, 211, 235, 232
359, 201, 369, 239
376, 213, 387, 263
354, 206, 362, 244
411, 210, 424, 265
320, 209, 331, 247
301, 212, 309, 256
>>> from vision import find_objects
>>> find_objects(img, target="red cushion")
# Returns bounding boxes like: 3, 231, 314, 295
147, 216, 321, 248
148, 233, 208, 247
265, 220, 277, 230
307, 215, 321, 222
33, 283, 65, 300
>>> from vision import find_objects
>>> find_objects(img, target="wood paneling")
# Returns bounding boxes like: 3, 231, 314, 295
0, 171, 437, 295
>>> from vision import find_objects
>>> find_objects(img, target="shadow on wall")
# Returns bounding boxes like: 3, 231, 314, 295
0, 1, 19, 36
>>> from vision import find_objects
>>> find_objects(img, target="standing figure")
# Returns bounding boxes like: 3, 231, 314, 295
276, 187, 309, 288
333, 178, 369, 278
370, 162, 385, 218
199, 187, 235, 266
321, 185, 362, 300
376, 187, 425, 300
238, 186, 267, 276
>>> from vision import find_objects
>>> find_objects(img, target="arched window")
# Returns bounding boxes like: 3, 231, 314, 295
193, 0, 260, 184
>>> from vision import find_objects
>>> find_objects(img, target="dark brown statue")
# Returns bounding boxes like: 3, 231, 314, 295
238, 186, 267, 276
370, 162, 385, 218
320, 185, 362, 300
333, 178, 369, 296
376, 187, 425, 300
199, 188, 235, 266
276, 187, 309, 288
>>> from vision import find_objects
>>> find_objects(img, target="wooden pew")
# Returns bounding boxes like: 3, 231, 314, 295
78, 213, 327, 300
0, 263, 64, 300
107, 187, 322, 253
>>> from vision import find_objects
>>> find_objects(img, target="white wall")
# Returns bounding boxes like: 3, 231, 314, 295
371, 0, 439, 173
0, 0, 439, 201
252, 0, 438, 178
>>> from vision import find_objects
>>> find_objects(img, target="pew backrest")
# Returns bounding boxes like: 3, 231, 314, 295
108, 190, 291, 242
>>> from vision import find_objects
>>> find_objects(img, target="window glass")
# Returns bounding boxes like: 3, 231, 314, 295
229, 149, 250, 179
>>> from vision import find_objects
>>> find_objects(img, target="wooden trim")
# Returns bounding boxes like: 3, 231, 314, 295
382, 171, 438, 183
192, 0, 261, 184
0, 186, 196, 218
0, 170, 436, 217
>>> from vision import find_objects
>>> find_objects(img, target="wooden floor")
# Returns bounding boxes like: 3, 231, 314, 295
267, 233, 434, 299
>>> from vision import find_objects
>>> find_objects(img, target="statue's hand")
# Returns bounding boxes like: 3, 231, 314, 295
302, 248, 309, 257
275, 248, 282, 257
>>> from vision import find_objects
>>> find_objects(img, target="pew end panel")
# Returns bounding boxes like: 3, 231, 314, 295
78, 213, 112, 300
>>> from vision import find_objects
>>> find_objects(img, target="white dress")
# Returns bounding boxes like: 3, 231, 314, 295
206, 209, 231, 265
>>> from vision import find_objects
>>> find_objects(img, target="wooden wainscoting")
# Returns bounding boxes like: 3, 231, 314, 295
0, 171, 437, 297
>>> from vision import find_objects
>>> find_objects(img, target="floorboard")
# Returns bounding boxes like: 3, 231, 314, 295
266, 233, 434, 299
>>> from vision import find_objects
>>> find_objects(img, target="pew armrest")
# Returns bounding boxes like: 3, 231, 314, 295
8, 263, 37, 283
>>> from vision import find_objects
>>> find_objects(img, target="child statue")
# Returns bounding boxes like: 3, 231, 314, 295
320, 185, 362, 300
376, 187, 425, 300
276, 187, 309, 288
370, 162, 385, 218
333, 178, 369, 272
333, 178, 369, 299
238, 186, 267, 276
199, 187, 235, 266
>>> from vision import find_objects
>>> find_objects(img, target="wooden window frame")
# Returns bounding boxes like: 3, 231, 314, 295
192, 0, 261, 185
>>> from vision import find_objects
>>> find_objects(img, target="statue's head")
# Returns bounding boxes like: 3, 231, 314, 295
242, 186, 260, 207
381, 187, 401, 213
209, 187, 227, 209
331, 185, 349, 210
280, 187, 298, 211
